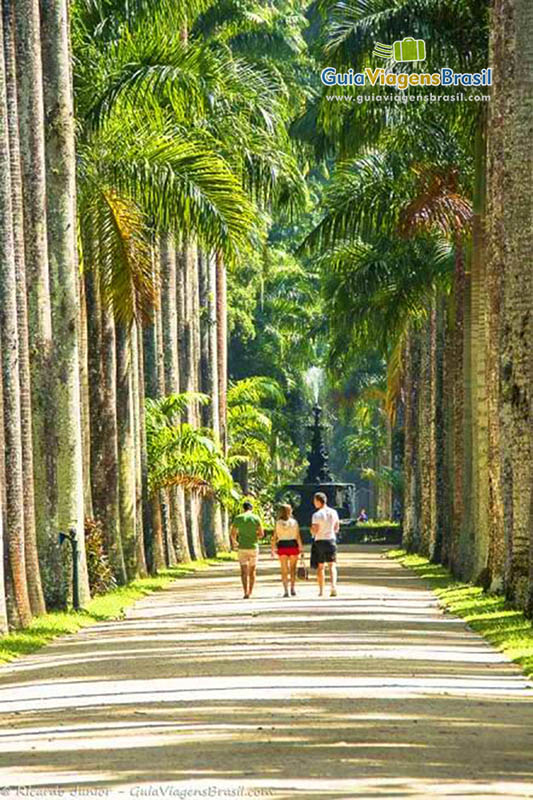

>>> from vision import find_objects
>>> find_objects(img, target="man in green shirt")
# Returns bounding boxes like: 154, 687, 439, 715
230, 501, 264, 599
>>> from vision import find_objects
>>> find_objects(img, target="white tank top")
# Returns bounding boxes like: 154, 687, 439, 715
275, 518, 298, 541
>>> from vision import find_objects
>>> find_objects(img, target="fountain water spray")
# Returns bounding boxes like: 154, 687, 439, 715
304, 366, 324, 404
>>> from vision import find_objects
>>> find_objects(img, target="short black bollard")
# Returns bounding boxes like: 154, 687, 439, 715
58, 528, 80, 611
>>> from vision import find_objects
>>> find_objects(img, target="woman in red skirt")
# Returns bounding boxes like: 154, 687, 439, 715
271, 504, 303, 597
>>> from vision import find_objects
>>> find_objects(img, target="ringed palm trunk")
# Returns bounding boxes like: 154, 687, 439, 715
484, 0, 508, 592
177, 242, 203, 560
417, 316, 433, 558
142, 242, 166, 573
160, 232, 189, 563
116, 322, 138, 580
450, 238, 466, 574
4, 0, 45, 616
402, 328, 421, 553
131, 321, 148, 577
496, 0, 533, 609
14, 0, 54, 601
99, 306, 126, 583
198, 250, 225, 557
215, 251, 229, 543
0, 492, 7, 633
469, 120, 490, 584
0, 6, 31, 626
40, 0, 90, 607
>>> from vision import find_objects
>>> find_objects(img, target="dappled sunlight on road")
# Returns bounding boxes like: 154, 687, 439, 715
1, 546, 532, 799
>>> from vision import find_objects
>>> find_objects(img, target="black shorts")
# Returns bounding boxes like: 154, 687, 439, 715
311, 540, 337, 568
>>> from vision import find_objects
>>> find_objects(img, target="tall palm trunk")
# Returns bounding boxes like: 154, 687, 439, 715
0, 491, 7, 633
469, 120, 490, 584
199, 251, 225, 556
215, 251, 229, 542
484, 0, 507, 592
40, 0, 90, 607
14, 0, 53, 604
495, 0, 533, 609
450, 238, 466, 574
100, 307, 127, 582
131, 321, 148, 577
160, 233, 189, 563
177, 243, 203, 560
116, 322, 138, 579
0, 5, 31, 626
4, 0, 45, 616
78, 270, 93, 519
216, 251, 228, 451
402, 328, 421, 553
142, 243, 166, 572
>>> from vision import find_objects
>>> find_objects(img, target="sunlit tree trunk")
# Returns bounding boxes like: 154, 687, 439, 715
160, 233, 189, 563
449, 239, 466, 574
485, 0, 508, 593
41, 0, 90, 607
0, 491, 7, 633
215, 251, 229, 541
100, 306, 127, 582
143, 242, 167, 572
418, 316, 433, 558
116, 322, 138, 579
4, 0, 45, 616
199, 251, 225, 556
131, 321, 148, 577
495, 0, 533, 610
402, 328, 421, 552
78, 273, 93, 519
178, 243, 203, 560
469, 121, 490, 585
14, 0, 54, 604
0, 5, 31, 626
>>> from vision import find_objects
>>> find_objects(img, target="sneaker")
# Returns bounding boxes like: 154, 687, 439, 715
290, 587, 296, 596
283, 590, 289, 598
330, 588, 337, 597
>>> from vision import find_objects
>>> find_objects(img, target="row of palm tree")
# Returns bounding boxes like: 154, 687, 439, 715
0, 0, 308, 631
306, 0, 533, 611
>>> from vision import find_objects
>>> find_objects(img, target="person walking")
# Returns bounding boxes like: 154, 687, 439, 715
310, 492, 340, 597
230, 501, 264, 599
271, 504, 303, 597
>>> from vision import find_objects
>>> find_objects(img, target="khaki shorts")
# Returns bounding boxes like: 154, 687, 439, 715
238, 548, 258, 567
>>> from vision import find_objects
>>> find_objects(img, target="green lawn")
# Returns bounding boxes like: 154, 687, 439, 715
0, 554, 237, 664
388, 550, 533, 679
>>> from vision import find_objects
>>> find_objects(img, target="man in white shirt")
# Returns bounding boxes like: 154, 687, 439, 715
310, 492, 340, 597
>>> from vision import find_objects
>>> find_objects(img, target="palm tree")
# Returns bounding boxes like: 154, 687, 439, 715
488, 0, 533, 609
13, 0, 54, 600
3, 0, 46, 616
0, 3, 32, 627
41, 0, 91, 607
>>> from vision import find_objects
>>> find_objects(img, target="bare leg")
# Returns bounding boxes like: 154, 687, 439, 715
328, 562, 338, 594
317, 563, 325, 596
289, 555, 298, 593
279, 556, 289, 594
240, 564, 249, 597
248, 566, 257, 597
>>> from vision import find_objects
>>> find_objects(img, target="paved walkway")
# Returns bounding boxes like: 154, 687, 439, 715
0, 545, 532, 799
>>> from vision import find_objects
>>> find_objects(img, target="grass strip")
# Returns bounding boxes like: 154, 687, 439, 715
388, 549, 533, 679
0, 553, 237, 664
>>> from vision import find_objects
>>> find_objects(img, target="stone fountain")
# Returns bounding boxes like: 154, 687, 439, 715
278, 403, 356, 529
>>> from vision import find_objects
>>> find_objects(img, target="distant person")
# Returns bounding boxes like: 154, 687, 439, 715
357, 507, 369, 523
310, 492, 340, 597
230, 501, 264, 599
271, 504, 304, 597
